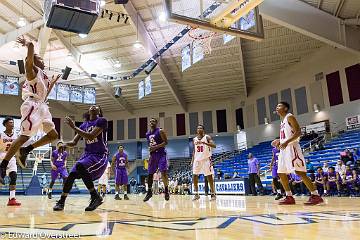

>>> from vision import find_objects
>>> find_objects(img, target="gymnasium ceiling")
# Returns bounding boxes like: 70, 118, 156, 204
0, 0, 359, 113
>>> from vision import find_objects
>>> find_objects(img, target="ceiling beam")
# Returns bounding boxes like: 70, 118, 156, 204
259, 0, 360, 55
53, 30, 133, 114
123, 0, 187, 112
38, 26, 52, 57
239, 39, 248, 97
333, 0, 345, 17
0, 19, 44, 46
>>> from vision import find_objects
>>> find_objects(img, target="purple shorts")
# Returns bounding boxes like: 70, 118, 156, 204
71, 153, 108, 181
115, 168, 128, 185
51, 167, 68, 181
148, 152, 168, 174
272, 164, 278, 178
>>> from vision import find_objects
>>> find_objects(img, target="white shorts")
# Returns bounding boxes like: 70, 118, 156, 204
20, 99, 55, 137
98, 173, 108, 185
277, 143, 307, 174
0, 157, 17, 175
193, 158, 214, 176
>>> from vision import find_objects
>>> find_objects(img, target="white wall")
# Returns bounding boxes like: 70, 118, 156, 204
244, 46, 360, 146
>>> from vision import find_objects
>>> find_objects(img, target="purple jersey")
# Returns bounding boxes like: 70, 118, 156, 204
272, 147, 279, 165
290, 173, 301, 181
80, 117, 108, 155
52, 150, 68, 168
115, 152, 127, 169
345, 170, 353, 181
146, 128, 166, 156
327, 171, 337, 181
315, 172, 326, 182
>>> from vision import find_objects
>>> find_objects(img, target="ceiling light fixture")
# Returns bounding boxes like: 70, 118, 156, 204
133, 40, 142, 49
78, 33, 88, 38
158, 12, 167, 22
17, 17, 26, 27
114, 60, 121, 68
133, 14, 143, 49
100, 0, 106, 7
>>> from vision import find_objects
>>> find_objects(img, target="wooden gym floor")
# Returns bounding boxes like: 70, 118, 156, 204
0, 194, 359, 239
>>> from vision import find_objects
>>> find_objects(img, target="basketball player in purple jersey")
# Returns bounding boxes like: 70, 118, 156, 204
143, 118, 170, 202
343, 165, 356, 196
53, 105, 108, 211
48, 141, 68, 199
315, 167, 327, 196
111, 145, 129, 200
270, 141, 283, 200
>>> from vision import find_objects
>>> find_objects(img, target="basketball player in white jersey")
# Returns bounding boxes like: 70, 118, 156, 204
0, 37, 61, 185
0, 117, 21, 206
192, 125, 217, 201
275, 102, 324, 205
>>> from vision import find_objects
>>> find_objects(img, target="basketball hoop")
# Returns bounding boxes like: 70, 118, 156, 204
188, 27, 216, 54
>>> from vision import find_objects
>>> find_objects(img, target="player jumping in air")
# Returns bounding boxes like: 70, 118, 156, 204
143, 118, 170, 202
48, 141, 69, 199
111, 145, 129, 200
0, 37, 61, 184
53, 105, 108, 211
0, 117, 21, 206
192, 125, 217, 201
275, 102, 324, 205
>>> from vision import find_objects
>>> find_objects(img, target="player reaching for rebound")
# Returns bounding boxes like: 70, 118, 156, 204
275, 102, 324, 205
0, 37, 61, 184
53, 105, 108, 211
192, 125, 217, 201
111, 145, 129, 200
143, 118, 170, 202
0, 118, 21, 206
48, 141, 68, 199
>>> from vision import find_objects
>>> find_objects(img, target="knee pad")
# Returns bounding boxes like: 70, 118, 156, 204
9, 171, 17, 186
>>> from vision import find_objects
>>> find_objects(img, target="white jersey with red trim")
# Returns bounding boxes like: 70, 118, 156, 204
280, 113, 300, 145
193, 135, 212, 162
0, 131, 17, 159
22, 66, 50, 102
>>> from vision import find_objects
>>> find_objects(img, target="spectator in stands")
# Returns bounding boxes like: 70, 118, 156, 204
315, 167, 327, 196
343, 165, 356, 196
322, 162, 329, 173
232, 171, 238, 179
354, 159, 360, 174
341, 149, 351, 165
335, 160, 346, 180
306, 159, 315, 173
247, 153, 264, 196
314, 142, 325, 151
310, 130, 318, 140
326, 167, 341, 196
289, 173, 306, 196
354, 148, 360, 157
348, 153, 355, 165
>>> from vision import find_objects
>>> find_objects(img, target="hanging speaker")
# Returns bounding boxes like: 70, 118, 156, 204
114, 87, 122, 98
145, 60, 158, 75
62, 66, 72, 80
17, 60, 25, 74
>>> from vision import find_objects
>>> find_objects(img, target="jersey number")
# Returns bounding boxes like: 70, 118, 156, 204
5, 144, 11, 151
197, 146, 204, 152
280, 130, 285, 139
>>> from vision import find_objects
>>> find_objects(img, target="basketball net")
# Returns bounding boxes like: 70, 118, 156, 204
188, 27, 216, 55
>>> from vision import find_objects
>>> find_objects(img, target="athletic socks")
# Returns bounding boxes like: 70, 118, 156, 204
311, 190, 319, 196
9, 190, 15, 199
277, 189, 282, 194
115, 191, 119, 195
285, 191, 293, 196
324, 190, 327, 194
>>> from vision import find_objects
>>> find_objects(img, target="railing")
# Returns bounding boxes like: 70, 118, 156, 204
301, 135, 326, 153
